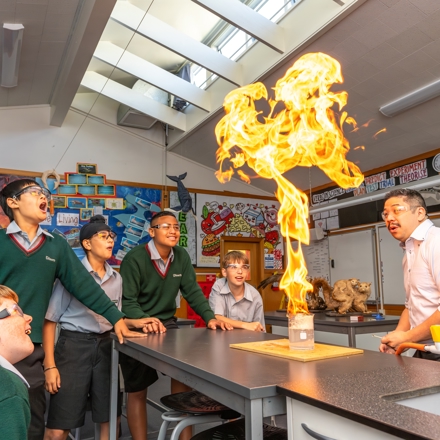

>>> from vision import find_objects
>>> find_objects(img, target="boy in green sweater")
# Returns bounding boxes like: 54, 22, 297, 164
120, 211, 232, 440
0, 179, 146, 440
0, 285, 34, 440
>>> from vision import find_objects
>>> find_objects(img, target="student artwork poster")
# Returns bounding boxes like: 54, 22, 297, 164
196, 193, 283, 269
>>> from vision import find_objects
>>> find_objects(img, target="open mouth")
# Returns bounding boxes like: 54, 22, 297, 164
39, 201, 47, 212
25, 328, 31, 335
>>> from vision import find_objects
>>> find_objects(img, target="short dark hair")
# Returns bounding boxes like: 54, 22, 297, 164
150, 211, 177, 227
384, 188, 427, 213
0, 179, 39, 221
222, 251, 249, 268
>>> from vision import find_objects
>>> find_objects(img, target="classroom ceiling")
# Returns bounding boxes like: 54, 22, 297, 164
1, 0, 440, 195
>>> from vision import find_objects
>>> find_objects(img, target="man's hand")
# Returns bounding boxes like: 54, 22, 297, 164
114, 318, 148, 344
126, 317, 166, 334
381, 330, 409, 349
207, 319, 233, 330
379, 343, 396, 354
44, 368, 61, 394
242, 321, 264, 332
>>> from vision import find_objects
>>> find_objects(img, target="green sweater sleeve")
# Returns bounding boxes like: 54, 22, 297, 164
178, 248, 215, 324
120, 247, 150, 319
55, 237, 124, 325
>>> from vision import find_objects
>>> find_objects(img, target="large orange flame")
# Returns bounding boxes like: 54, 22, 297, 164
215, 52, 364, 315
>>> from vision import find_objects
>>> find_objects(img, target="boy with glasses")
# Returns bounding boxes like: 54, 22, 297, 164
0, 179, 144, 440
119, 211, 231, 440
209, 251, 265, 332
379, 189, 440, 361
42, 216, 161, 440
0, 285, 34, 440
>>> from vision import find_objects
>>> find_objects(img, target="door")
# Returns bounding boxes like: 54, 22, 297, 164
220, 236, 264, 289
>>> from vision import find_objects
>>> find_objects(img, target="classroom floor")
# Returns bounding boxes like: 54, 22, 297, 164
54, 373, 287, 440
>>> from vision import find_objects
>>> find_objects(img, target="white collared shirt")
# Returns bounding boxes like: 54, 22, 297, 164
6, 220, 53, 251
0, 354, 29, 387
148, 240, 174, 275
402, 219, 440, 343
209, 278, 265, 330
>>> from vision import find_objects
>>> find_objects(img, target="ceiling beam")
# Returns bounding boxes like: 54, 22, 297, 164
94, 42, 211, 112
49, 0, 117, 127
81, 71, 187, 131
110, 1, 243, 86
192, 0, 285, 53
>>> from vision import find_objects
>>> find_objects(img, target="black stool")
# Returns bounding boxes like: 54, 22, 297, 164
190, 418, 288, 439
157, 390, 241, 440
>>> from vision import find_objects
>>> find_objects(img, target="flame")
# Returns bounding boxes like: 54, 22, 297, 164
215, 52, 364, 316
373, 128, 387, 139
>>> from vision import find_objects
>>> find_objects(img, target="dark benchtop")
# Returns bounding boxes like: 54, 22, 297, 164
276, 350, 440, 440
265, 310, 400, 327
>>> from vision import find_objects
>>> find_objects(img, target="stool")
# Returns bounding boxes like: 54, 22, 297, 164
190, 418, 288, 440
157, 390, 241, 440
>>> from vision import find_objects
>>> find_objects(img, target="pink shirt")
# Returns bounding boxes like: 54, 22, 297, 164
402, 219, 440, 343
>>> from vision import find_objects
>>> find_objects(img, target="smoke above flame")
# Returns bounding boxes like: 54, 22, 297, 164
215, 52, 364, 315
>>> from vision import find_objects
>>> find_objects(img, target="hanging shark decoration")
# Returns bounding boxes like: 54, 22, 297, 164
166, 172, 196, 217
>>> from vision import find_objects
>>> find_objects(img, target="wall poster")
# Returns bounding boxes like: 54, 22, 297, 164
196, 193, 283, 269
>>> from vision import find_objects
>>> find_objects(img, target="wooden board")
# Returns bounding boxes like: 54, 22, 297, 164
230, 339, 363, 362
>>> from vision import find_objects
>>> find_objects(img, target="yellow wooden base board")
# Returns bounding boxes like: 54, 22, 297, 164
230, 339, 363, 362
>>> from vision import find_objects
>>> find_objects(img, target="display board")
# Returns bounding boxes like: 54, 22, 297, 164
328, 229, 378, 302
0, 172, 161, 266
170, 191, 196, 264
196, 193, 283, 269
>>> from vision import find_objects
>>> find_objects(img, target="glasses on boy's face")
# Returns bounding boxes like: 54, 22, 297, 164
0, 303, 24, 320
13, 186, 52, 202
381, 205, 413, 221
92, 231, 117, 241
226, 264, 250, 271
151, 223, 180, 231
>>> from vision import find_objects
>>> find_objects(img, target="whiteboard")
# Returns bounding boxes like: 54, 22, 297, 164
328, 229, 378, 302
378, 217, 440, 305
303, 238, 330, 281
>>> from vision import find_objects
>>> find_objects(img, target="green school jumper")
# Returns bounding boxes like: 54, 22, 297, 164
0, 366, 31, 440
121, 244, 215, 324
0, 230, 123, 343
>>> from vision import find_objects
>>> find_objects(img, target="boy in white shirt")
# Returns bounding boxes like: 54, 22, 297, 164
209, 251, 265, 331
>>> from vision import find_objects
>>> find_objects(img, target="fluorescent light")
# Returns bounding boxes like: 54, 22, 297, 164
309, 174, 440, 215
1, 23, 24, 88
379, 79, 440, 117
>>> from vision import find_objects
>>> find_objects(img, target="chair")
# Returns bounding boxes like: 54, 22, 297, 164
190, 418, 287, 440
156, 390, 241, 440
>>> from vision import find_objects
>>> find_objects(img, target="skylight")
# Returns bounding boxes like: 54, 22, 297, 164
192, 0, 302, 90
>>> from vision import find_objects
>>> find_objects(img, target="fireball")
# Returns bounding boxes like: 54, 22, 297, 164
215, 52, 364, 315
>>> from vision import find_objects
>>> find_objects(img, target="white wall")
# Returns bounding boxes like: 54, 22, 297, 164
0, 104, 272, 196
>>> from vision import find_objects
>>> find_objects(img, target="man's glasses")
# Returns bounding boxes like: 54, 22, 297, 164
0, 303, 24, 320
381, 205, 413, 221
151, 223, 180, 231
13, 186, 52, 201
93, 231, 117, 241
226, 264, 250, 271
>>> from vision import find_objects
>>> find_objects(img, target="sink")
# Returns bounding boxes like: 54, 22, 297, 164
381, 386, 440, 416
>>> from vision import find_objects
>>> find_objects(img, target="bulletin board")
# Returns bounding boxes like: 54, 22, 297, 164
0, 171, 161, 266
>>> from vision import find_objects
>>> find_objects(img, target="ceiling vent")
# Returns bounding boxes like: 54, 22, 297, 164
117, 80, 169, 130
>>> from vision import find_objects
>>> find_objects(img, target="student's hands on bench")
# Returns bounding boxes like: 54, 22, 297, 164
207, 319, 234, 330
125, 317, 166, 334
241, 321, 265, 332
114, 318, 150, 343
